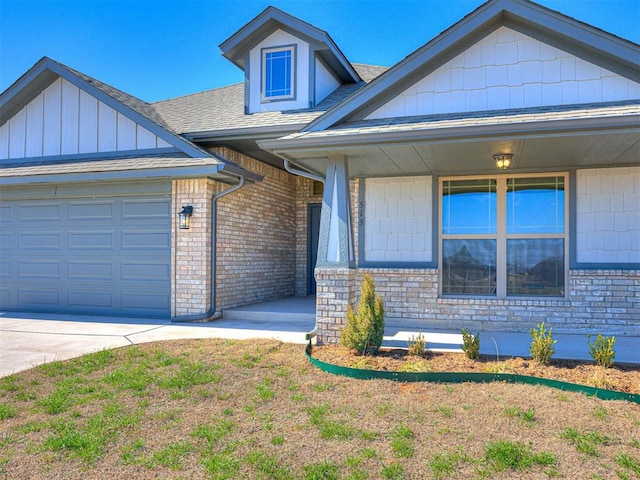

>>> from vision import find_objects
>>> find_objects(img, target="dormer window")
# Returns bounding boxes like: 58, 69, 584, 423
262, 45, 296, 102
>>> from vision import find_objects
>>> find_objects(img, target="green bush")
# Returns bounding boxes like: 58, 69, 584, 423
340, 274, 385, 355
407, 332, 427, 357
529, 323, 556, 365
587, 334, 616, 368
461, 329, 480, 359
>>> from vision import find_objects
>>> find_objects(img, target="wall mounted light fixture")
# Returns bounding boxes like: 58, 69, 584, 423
493, 154, 513, 170
179, 205, 194, 230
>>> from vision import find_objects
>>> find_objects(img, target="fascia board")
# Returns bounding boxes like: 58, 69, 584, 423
262, 114, 640, 152
0, 58, 58, 122
184, 124, 307, 142
0, 165, 227, 186
304, 0, 640, 132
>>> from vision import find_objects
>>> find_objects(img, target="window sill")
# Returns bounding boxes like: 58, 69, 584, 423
437, 296, 571, 307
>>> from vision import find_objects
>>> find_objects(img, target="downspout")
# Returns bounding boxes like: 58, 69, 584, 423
172, 174, 246, 322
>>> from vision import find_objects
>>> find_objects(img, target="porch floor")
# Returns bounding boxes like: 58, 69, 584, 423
223, 296, 639, 365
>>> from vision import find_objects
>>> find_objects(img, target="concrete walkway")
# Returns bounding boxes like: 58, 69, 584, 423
0, 310, 314, 378
2, 297, 638, 377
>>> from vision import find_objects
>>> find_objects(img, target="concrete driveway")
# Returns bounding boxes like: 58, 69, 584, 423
0, 312, 314, 378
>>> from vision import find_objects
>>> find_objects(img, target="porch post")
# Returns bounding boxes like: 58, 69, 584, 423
315, 154, 357, 344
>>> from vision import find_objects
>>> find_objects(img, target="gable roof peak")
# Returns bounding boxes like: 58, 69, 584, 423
219, 5, 360, 84
303, 0, 640, 132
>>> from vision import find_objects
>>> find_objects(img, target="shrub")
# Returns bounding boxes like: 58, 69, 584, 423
340, 274, 385, 355
529, 323, 557, 365
407, 332, 427, 357
461, 329, 480, 359
587, 334, 616, 368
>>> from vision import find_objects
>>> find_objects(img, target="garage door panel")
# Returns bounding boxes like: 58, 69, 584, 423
68, 261, 113, 279
68, 201, 114, 219
19, 232, 62, 248
122, 199, 170, 218
68, 291, 114, 308
121, 231, 171, 249
122, 261, 170, 281
18, 260, 61, 278
19, 288, 61, 306
19, 203, 62, 221
1, 188, 172, 317
68, 231, 115, 249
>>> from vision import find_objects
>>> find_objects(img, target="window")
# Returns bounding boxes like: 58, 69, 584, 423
441, 174, 567, 298
262, 45, 295, 101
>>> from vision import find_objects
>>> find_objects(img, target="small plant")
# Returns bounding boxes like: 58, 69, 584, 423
461, 328, 480, 359
587, 333, 616, 368
407, 332, 427, 356
530, 322, 557, 365
340, 274, 385, 355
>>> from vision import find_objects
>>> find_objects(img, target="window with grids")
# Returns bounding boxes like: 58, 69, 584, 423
441, 175, 566, 297
262, 45, 295, 100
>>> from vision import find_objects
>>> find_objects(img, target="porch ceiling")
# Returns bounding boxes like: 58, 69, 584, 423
260, 103, 640, 177
274, 130, 640, 177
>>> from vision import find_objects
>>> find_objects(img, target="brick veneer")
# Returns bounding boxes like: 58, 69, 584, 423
210, 148, 298, 310
315, 267, 639, 343
172, 178, 220, 316
294, 177, 323, 295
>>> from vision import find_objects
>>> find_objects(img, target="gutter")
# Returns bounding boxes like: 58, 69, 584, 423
171, 174, 246, 322
283, 159, 325, 184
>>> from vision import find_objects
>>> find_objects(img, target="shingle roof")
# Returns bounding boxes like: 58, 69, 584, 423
279, 101, 640, 141
152, 64, 388, 135
0, 156, 222, 178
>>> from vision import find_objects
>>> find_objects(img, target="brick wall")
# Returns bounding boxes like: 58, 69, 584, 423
210, 148, 297, 309
172, 178, 220, 316
316, 267, 639, 343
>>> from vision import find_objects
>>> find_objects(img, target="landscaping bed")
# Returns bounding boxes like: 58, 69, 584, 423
311, 345, 640, 395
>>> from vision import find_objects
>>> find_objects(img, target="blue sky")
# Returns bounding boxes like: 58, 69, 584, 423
1, 0, 639, 102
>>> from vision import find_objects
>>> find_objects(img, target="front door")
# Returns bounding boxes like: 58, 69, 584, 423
307, 203, 321, 294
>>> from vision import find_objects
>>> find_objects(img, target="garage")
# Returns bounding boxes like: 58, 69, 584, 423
0, 182, 172, 318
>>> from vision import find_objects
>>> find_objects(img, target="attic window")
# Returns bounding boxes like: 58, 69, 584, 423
262, 45, 295, 101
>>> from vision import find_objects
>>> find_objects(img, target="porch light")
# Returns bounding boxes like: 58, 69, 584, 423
494, 154, 512, 170
178, 205, 193, 230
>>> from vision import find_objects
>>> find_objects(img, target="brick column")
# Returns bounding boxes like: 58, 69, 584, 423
172, 179, 217, 316
315, 267, 357, 344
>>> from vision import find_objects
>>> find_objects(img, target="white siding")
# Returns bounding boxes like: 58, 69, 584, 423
315, 58, 340, 105
367, 26, 640, 119
247, 29, 311, 113
576, 167, 640, 264
0, 77, 172, 160
364, 176, 432, 263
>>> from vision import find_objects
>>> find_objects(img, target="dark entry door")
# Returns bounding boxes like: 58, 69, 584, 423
307, 204, 321, 294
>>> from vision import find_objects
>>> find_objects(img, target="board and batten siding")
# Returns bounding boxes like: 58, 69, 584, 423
576, 166, 640, 264
366, 26, 640, 119
363, 176, 432, 263
0, 77, 171, 160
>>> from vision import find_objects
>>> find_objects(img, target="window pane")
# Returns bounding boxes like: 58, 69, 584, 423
442, 240, 496, 295
442, 179, 496, 234
507, 239, 564, 296
265, 50, 291, 97
506, 177, 564, 234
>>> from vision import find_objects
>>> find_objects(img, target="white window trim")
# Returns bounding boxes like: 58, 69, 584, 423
438, 172, 569, 300
261, 44, 296, 103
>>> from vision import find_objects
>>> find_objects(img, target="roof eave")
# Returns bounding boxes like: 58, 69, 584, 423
260, 113, 640, 154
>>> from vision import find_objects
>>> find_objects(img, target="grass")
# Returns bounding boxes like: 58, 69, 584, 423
0, 338, 637, 479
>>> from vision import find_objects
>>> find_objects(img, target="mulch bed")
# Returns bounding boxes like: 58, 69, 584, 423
311, 344, 640, 394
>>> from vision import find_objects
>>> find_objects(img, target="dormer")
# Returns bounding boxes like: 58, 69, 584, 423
220, 6, 361, 114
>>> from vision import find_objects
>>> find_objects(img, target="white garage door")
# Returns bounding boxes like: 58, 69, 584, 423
0, 184, 172, 318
